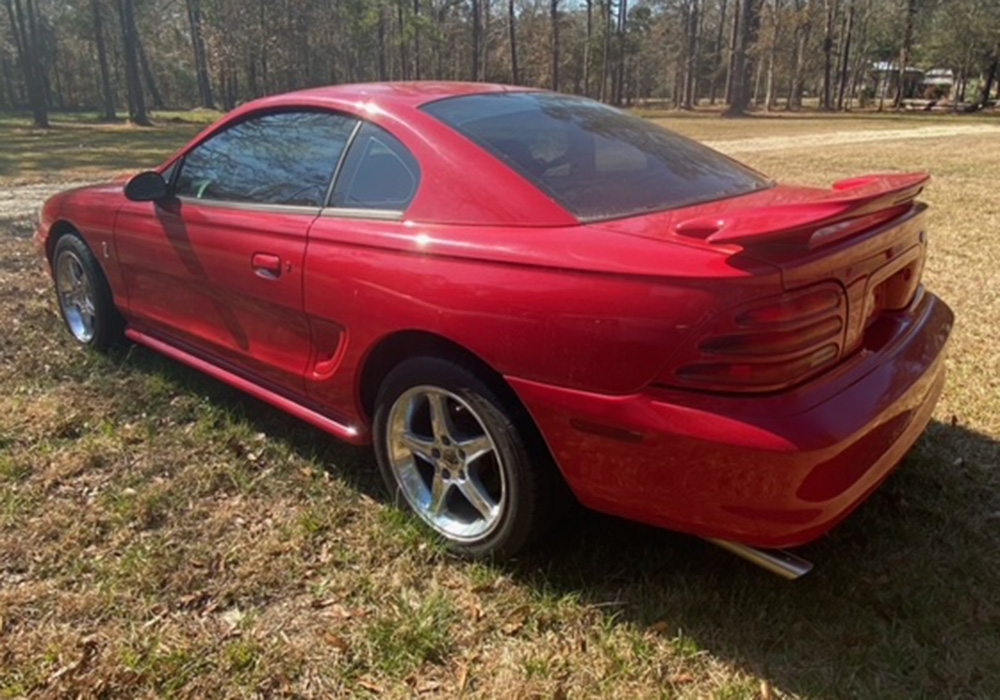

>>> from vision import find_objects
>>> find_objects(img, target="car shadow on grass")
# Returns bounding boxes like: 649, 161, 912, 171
116, 343, 384, 496
119, 344, 999, 698
511, 418, 1000, 698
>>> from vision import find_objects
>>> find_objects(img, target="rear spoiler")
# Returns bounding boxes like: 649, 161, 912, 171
675, 173, 929, 248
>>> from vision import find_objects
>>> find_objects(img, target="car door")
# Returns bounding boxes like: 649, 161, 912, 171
115, 109, 359, 393
302, 122, 423, 409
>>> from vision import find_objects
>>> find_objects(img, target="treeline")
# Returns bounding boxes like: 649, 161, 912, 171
2, 0, 999, 127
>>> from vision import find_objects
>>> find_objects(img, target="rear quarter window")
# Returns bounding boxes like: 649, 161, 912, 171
422, 92, 772, 221
330, 123, 420, 212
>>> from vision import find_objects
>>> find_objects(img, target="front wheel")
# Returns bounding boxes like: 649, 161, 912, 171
373, 357, 550, 559
52, 233, 121, 351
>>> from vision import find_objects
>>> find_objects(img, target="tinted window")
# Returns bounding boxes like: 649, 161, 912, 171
330, 123, 420, 211
175, 111, 358, 207
422, 92, 771, 221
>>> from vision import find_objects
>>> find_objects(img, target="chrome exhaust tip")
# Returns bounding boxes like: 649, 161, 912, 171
706, 538, 813, 580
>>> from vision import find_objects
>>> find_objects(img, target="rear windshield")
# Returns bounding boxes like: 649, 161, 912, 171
422, 92, 772, 221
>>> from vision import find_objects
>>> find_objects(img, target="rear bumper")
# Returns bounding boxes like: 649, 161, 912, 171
508, 290, 953, 548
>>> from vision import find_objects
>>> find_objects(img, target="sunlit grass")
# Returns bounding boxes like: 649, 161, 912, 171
0, 111, 997, 698
0, 110, 221, 185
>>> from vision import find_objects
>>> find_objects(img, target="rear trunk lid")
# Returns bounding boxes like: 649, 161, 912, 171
597, 173, 931, 388
685, 173, 929, 356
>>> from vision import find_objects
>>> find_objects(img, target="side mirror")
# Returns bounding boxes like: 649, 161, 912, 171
124, 170, 168, 202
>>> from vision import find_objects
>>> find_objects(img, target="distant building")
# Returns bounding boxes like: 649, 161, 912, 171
921, 68, 956, 97
865, 61, 925, 102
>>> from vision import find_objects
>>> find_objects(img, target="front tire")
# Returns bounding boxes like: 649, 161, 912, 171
373, 356, 549, 559
52, 233, 121, 351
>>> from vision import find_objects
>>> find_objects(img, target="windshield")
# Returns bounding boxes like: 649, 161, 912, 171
422, 92, 772, 221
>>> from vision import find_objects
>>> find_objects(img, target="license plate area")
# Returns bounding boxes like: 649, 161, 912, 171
863, 244, 924, 328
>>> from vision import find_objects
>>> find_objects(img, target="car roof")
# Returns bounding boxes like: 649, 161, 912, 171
269, 81, 535, 110
159, 82, 577, 228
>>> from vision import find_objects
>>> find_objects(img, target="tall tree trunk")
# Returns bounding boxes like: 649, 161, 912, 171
397, 2, 408, 80
724, 0, 740, 103
137, 35, 164, 110
550, 0, 559, 91
836, 0, 854, 109
483, 0, 490, 80
725, 0, 760, 116
117, 0, 150, 125
0, 54, 7, 109
877, 66, 887, 111
976, 45, 999, 110
821, 0, 836, 110
7, 0, 47, 127
258, 0, 269, 92
682, 0, 699, 109
844, 0, 867, 109
710, 0, 727, 104
507, 0, 518, 83
892, 0, 916, 109
91, 0, 116, 120
583, 0, 592, 96
0, 54, 16, 108
471, 0, 481, 80
600, 0, 611, 101
186, 0, 213, 108
377, 6, 387, 81
413, 0, 422, 80
764, 0, 781, 111
613, 0, 626, 105
52, 43, 66, 109
787, 0, 810, 110
248, 49, 260, 97
752, 50, 763, 105
2, 3, 25, 106
25, 0, 48, 110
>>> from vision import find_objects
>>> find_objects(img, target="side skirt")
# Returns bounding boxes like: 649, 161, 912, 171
125, 328, 367, 445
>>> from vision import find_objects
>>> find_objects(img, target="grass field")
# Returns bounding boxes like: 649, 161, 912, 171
1, 109, 999, 699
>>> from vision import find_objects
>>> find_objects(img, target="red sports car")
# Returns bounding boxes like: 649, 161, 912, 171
36, 83, 952, 577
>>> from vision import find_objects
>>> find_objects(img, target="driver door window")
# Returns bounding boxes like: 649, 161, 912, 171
175, 111, 358, 207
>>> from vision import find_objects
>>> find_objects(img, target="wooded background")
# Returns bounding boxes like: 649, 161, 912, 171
2, 0, 999, 128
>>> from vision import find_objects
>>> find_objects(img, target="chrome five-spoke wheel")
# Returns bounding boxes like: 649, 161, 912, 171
55, 249, 97, 343
374, 356, 555, 558
386, 386, 506, 541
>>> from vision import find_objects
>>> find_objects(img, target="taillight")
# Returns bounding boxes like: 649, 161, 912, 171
662, 284, 847, 392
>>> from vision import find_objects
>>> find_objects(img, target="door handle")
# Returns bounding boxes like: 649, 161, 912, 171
251, 252, 282, 279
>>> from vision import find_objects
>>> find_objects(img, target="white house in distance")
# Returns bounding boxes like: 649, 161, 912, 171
921, 68, 956, 97
867, 61, 925, 101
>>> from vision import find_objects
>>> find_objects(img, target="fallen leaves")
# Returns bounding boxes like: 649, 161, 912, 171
501, 604, 531, 636
649, 620, 671, 637
323, 631, 350, 652
356, 678, 383, 694
47, 636, 99, 685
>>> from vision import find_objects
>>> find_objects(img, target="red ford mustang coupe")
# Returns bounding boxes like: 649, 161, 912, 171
36, 83, 952, 577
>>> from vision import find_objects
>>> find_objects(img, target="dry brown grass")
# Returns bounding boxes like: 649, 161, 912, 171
1, 111, 999, 699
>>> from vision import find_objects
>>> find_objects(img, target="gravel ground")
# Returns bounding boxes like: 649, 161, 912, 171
0, 181, 95, 239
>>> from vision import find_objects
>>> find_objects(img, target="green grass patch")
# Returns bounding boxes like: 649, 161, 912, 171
0, 110, 221, 184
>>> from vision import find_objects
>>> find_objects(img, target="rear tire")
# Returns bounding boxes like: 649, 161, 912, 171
52, 233, 122, 351
373, 356, 550, 559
